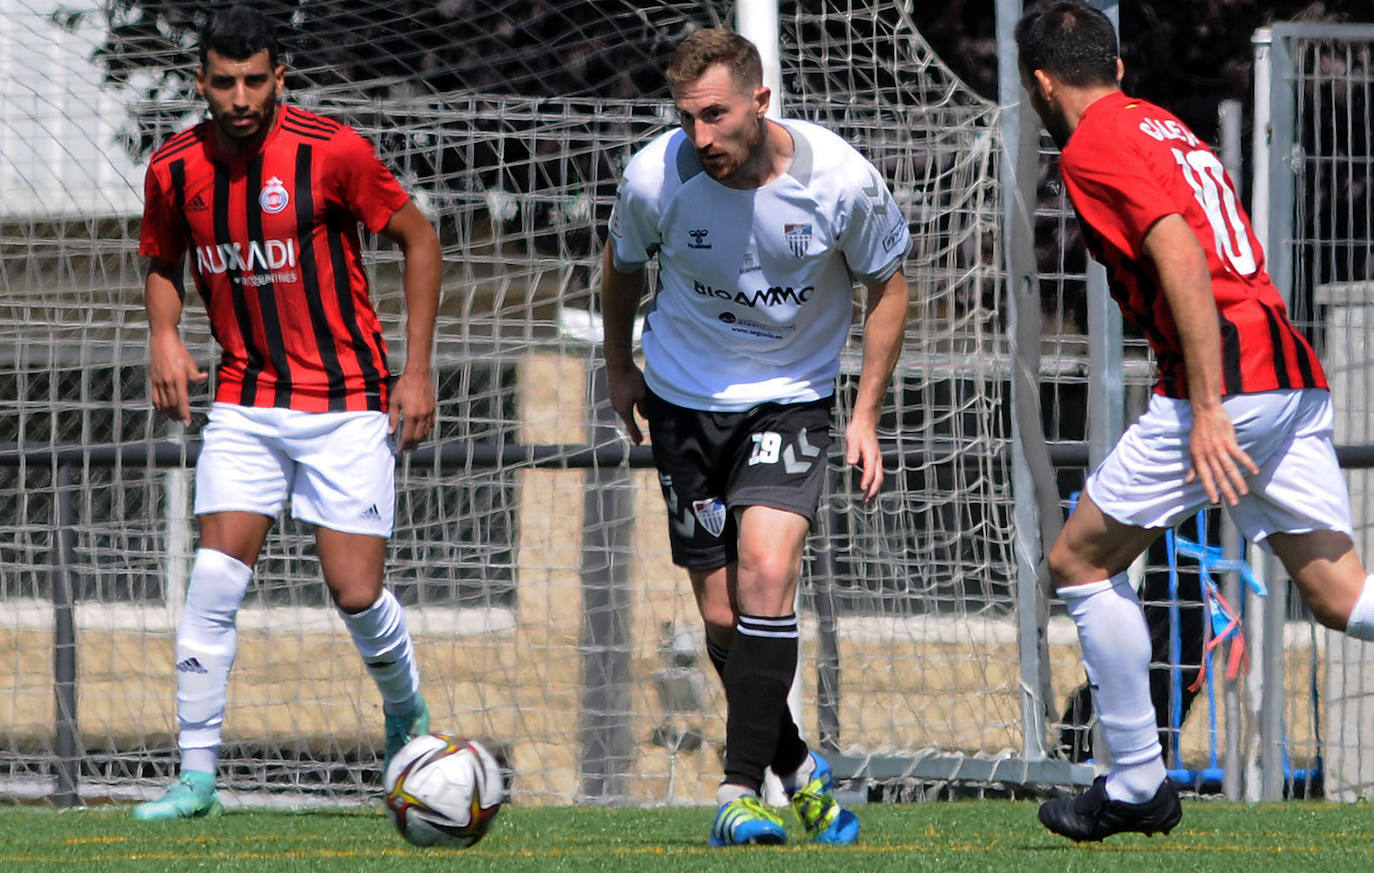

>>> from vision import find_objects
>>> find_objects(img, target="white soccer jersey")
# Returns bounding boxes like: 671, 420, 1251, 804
609, 118, 910, 411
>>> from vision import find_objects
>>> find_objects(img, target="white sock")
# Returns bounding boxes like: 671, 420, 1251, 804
780, 751, 816, 793
176, 548, 253, 774
1344, 574, 1374, 641
716, 782, 755, 807
338, 589, 420, 715
1060, 573, 1167, 803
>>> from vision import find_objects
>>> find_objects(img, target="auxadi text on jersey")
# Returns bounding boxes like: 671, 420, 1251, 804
693, 280, 813, 308
196, 239, 298, 275
258, 176, 290, 213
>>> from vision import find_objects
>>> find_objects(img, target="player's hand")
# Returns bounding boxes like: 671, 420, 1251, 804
148, 331, 206, 425
844, 417, 885, 504
389, 368, 436, 451
606, 362, 648, 444
1186, 402, 1258, 506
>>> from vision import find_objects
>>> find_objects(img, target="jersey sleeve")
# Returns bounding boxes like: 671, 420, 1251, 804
1061, 137, 1179, 261
138, 165, 186, 263
607, 150, 663, 273
838, 163, 910, 285
327, 127, 411, 233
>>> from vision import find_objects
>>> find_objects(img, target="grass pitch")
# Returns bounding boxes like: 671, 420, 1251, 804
0, 799, 1370, 872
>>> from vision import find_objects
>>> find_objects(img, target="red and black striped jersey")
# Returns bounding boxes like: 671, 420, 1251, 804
1060, 91, 1327, 399
140, 105, 411, 412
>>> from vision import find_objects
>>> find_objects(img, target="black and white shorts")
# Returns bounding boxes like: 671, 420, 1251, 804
644, 390, 833, 570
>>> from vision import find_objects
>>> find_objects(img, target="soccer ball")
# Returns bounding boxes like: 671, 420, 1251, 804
383, 732, 504, 848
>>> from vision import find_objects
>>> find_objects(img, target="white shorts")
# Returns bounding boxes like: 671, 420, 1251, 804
194, 402, 396, 537
1086, 388, 1353, 548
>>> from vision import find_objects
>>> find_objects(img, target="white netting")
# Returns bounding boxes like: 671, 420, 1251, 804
0, 0, 1037, 806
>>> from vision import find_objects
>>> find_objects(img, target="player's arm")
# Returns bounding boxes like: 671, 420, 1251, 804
599, 242, 648, 444
847, 268, 909, 503
378, 199, 441, 451
144, 258, 207, 425
1141, 213, 1257, 505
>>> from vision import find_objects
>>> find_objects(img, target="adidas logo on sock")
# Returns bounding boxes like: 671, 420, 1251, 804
361, 504, 382, 521
175, 657, 208, 674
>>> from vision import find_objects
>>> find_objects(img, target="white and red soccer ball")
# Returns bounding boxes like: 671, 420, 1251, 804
383, 732, 504, 848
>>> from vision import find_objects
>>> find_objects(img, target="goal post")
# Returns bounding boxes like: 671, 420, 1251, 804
0, 0, 1107, 807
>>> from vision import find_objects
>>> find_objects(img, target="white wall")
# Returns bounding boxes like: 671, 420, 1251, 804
0, 0, 146, 217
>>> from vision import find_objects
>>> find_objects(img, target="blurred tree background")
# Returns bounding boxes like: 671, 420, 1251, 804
76, 1, 1373, 295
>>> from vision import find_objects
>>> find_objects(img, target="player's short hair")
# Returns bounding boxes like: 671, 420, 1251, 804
665, 27, 762, 94
199, 4, 280, 68
1015, 1, 1118, 87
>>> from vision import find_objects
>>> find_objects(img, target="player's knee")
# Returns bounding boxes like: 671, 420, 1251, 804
332, 583, 383, 616
735, 545, 796, 588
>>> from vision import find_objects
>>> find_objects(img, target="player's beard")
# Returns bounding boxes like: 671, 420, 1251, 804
700, 117, 766, 185
1043, 111, 1073, 150
1028, 88, 1073, 150
213, 90, 280, 147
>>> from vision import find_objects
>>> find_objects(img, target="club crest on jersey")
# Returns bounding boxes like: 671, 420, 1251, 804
691, 498, 727, 538
784, 223, 812, 258
259, 176, 289, 214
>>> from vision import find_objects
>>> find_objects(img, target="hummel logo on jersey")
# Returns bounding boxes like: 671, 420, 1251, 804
361, 504, 382, 521
176, 657, 208, 674
784, 223, 812, 258
688, 228, 712, 249
185, 193, 208, 213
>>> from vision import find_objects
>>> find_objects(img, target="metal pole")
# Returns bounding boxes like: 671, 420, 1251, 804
52, 462, 80, 807
1086, 0, 1124, 468
997, 0, 1057, 761
737, 0, 783, 116
577, 363, 635, 802
1254, 25, 1293, 804
163, 423, 192, 620
1217, 98, 1246, 802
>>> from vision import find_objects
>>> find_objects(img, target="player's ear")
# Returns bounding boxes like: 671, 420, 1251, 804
1115, 58, 1125, 85
1032, 68, 1054, 100
194, 67, 207, 99
754, 85, 770, 119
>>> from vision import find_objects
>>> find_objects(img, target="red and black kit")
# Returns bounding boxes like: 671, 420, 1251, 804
1060, 91, 1326, 399
141, 106, 410, 412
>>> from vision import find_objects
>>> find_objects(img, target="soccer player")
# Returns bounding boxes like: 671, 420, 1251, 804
600, 27, 910, 847
1016, 1, 1374, 842
131, 5, 441, 819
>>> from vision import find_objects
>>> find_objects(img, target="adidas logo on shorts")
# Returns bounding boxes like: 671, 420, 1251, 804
361, 504, 382, 521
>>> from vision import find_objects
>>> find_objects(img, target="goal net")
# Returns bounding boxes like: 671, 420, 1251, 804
0, 0, 1041, 806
